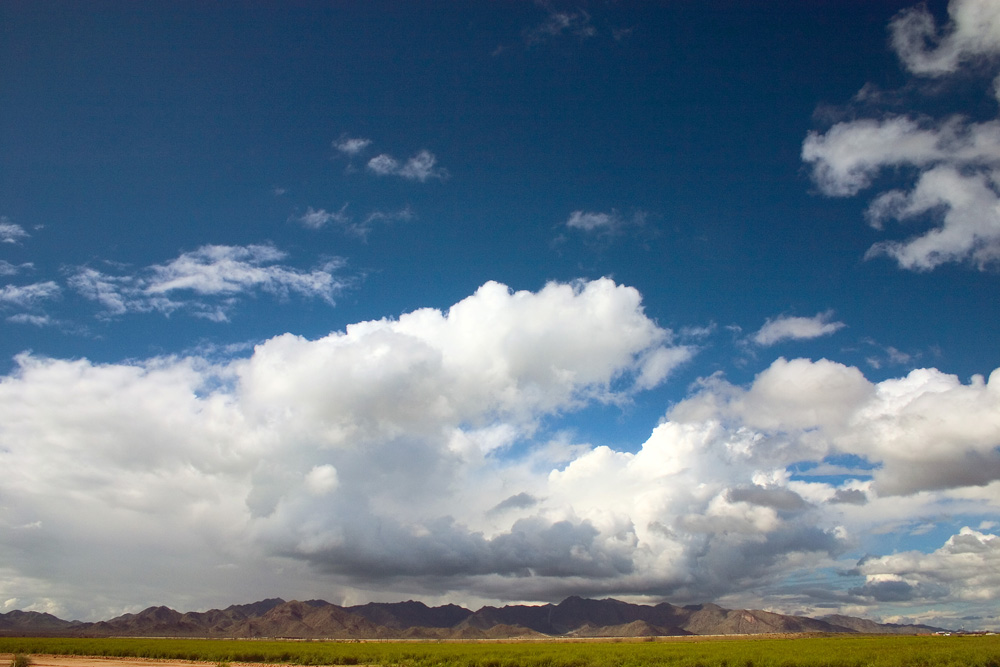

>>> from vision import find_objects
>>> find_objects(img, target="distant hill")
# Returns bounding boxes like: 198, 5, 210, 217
0, 596, 944, 638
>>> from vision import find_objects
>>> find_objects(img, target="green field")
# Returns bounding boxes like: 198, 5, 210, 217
2, 635, 1000, 667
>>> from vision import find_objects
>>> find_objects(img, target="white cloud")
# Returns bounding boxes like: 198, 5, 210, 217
0, 279, 695, 618
293, 206, 413, 239
753, 311, 846, 346
865, 165, 1000, 270
333, 136, 372, 156
802, 0, 1000, 271
565, 209, 648, 239
0, 218, 29, 244
670, 358, 1000, 496
890, 0, 1000, 76
305, 465, 339, 496
367, 154, 400, 176
294, 206, 350, 230
524, 9, 596, 45
367, 150, 447, 182
69, 244, 346, 320
2, 281, 998, 625
566, 211, 618, 232
7, 313, 54, 327
854, 527, 1000, 603
399, 150, 446, 182
802, 117, 1000, 198
0, 261, 31, 276
0, 281, 61, 308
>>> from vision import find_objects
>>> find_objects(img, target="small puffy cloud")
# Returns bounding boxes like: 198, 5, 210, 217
333, 136, 372, 156
564, 210, 649, 241
366, 154, 400, 176
399, 150, 446, 182
0, 281, 61, 308
890, 0, 1000, 76
69, 244, 346, 320
0, 218, 29, 244
753, 311, 846, 346
367, 151, 447, 182
567, 211, 618, 232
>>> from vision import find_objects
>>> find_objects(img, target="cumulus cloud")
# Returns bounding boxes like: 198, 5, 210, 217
753, 311, 846, 346
2, 280, 998, 624
69, 244, 346, 321
802, 0, 1000, 271
367, 150, 447, 182
366, 154, 400, 176
0, 279, 693, 618
854, 527, 1000, 604
0, 218, 29, 244
670, 357, 1000, 497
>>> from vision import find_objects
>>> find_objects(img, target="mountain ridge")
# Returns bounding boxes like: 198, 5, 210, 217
0, 596, 945, 638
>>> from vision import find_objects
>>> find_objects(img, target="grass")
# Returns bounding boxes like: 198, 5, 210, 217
11, 656, 31, 667
0, 635, 998, 667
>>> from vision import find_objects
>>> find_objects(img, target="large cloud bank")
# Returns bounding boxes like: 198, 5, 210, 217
1, 279, 998, 627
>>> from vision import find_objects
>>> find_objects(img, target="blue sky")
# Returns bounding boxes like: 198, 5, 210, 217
2, 0, 999, 630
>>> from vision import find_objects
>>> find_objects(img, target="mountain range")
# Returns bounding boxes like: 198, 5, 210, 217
0, 597, 940, 639
0, 596, 944, 639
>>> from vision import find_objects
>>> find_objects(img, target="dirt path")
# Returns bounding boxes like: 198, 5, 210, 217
1, 656, 297, 667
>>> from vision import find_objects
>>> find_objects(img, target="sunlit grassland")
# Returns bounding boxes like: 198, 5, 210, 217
2, 635, 999, 667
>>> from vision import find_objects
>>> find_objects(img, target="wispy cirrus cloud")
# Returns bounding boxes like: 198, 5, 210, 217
292, 206, 413, 239
7, 313, 55, 327
753, 311, 846, 346
565, 209, 647, 237
0, 218, 30, 244
803, 0, 1000, 271
69, 244, 347, 321
294, 206, 351, 230
524, 8, 596, 46
0, 261, 33, 276
0, 281, 61, 308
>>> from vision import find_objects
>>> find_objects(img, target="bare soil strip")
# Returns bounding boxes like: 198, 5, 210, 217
1, 656, 294, 667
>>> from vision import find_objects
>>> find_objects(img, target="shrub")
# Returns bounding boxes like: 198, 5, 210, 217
12, 655, 31, 667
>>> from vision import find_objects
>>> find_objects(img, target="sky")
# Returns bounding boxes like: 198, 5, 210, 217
1, 0, 999, 631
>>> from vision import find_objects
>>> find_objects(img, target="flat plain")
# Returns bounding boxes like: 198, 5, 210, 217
3, 635, 1000, 667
